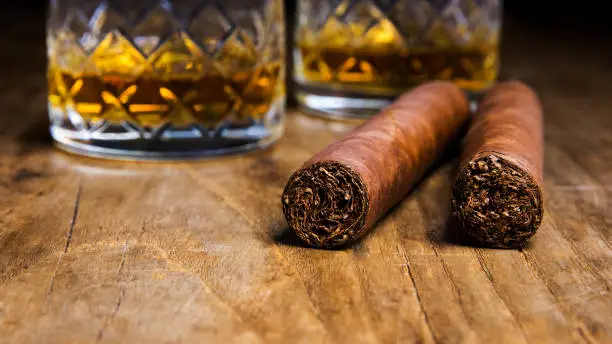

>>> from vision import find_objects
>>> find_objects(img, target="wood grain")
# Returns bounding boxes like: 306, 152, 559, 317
0, 12, 611, 344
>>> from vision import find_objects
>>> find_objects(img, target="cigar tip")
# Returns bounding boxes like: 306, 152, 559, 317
282, 162, 369, 249
452, 154, 544, 249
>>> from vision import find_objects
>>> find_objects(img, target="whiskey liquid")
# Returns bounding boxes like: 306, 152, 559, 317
48, 63, 282, 130
49, 32, 283, 133
294, 15, 499, 95
296, 44, 497, 95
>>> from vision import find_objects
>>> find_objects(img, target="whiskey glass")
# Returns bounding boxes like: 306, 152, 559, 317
293, 0, 502, 118
47, 0, 285, 159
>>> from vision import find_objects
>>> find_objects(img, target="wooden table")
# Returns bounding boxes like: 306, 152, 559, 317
1, 12, 611, 344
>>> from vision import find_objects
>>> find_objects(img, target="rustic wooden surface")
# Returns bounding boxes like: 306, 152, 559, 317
1, 11, 611, 344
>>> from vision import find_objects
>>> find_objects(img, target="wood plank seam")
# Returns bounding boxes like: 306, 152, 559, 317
181, 164, 261, 229
349, 256, 390, 344
519, 249, 598, 344
95, 287, 126, 343
558, 144, 612, 196
430, 244, 476, 332
268, 247, 333, 339
170, 165, 331, 341
94, 240, 129, 342
544, 214, 612, 293
398, 246, 440, 344
548, 144, 612, 244
45, 181, 82, 309
474, 248, 531, 343
161, 245, 267, 341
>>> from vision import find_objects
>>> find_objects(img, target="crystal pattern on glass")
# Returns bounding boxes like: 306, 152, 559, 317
48, 0, 285, 159
294, 0, 501, 118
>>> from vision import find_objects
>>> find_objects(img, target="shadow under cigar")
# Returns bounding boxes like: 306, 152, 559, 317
434, 216, 487, 248
273, 227, 359, 251
273, 228, 312, 249
435, 216, 536, 250
420, 154, 494, 248
273, 223, 380, 251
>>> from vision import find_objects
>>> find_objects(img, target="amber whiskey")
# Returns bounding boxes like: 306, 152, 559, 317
296, 44, 497, 95
48, 31, 284, 147
294, 14, 499, 96
48, 63, 282, 130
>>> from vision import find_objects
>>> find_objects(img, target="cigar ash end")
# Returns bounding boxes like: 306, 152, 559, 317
282, 162, 369, 249
452, 154, 544, 248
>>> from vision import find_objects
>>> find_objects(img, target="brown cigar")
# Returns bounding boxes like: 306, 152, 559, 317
451, 81, 544, 248
282, 81, 470, 248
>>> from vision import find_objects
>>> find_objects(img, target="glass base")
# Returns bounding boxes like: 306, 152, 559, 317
295, 83, 395, 120
51, 124, 284, 161
296, 82, 486, 120
49, 99, 285, 161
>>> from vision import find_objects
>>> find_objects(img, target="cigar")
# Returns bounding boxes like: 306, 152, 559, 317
451, 81, 544, 248
282, 82, 470, 248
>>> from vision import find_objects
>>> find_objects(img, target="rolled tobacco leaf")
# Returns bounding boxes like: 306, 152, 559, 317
451, 81, 544, 248
282, 81, 470, 248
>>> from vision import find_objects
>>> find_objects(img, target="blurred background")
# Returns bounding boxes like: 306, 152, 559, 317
3, 1, 610, 108
11, 1, 612, 29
